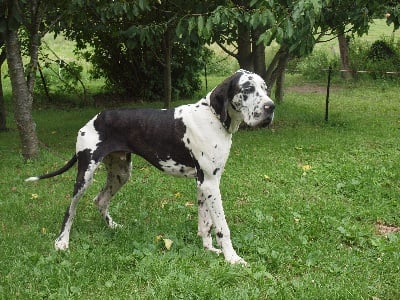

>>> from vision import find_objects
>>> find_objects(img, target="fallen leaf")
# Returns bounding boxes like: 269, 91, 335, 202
174, 192, 182, 198
263, 175, 271, 181
163, 238, 173, 250
375, 221, 400, 235
185, 202, 194, 207
31, 193, 39, 200
302, 164, 312, 171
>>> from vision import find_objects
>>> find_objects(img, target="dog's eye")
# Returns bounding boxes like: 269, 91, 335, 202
242, 86, 255, 93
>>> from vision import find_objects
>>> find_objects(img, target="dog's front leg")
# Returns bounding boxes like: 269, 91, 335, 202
197, 178, 247, 265
197, 189, 222, 255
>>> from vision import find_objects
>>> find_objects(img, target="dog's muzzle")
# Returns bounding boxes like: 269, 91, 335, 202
261, 101, 275, 127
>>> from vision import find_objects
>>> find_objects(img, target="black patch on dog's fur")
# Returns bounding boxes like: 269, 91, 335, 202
209, 72, 242, 130
92, 109, 196, 173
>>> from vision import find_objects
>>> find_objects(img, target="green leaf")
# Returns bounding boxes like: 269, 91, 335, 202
198, 15, 204, 35
258, 29, 275, 46
286, 19, 294, 38
276, 27, 284, 42
138, 0, 147, 11
250, 0, 259, 7
188, 18, 195, 35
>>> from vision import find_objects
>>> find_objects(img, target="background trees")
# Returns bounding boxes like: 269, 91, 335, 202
58, 0, 209, 108
1, 0, 399, 159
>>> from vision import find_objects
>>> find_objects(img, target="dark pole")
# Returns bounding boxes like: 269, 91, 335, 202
204, 63, 208, 93
325, 66, 332, 122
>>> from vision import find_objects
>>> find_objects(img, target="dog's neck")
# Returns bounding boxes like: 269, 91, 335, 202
205, 94, 242, 134
226, 106, 243, 133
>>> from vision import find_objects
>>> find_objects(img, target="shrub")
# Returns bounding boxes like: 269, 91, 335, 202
367, 40, 397, 61
349, 37, 400, 80
83, 41, 206, 101
294, 49, 340, 80
204, 48, 238, 76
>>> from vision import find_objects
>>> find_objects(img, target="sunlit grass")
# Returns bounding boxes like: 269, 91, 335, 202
1, 77, 399, 299
1, 18, 400, 300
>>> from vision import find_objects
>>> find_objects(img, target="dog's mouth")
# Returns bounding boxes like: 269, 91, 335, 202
260, 113, 274, 127
261, 116, 273, 127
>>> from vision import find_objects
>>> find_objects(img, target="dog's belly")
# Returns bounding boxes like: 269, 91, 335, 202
158, 158, 197, 178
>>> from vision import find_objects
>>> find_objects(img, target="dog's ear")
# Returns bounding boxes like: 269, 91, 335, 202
210, 72, 241, 126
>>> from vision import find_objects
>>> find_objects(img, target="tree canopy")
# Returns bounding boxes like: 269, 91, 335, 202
1, 0, 400, 159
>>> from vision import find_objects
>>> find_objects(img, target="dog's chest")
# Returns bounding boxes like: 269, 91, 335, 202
174, 103, 232, 174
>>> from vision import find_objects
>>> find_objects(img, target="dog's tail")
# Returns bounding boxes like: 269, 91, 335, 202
25, 154, 78, 182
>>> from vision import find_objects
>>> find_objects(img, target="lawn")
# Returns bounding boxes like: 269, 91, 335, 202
1, 75, 399, 299
1, 19, 400, 299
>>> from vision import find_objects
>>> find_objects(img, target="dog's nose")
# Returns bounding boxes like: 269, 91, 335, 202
264, 101, 275, 113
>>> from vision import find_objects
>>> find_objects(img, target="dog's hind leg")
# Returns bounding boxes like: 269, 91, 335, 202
54, 149, 101, 250
93, 152, 132, 229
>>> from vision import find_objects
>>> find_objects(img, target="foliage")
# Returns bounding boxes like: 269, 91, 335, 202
79, 40, 205, 101
293, 50, 340, 80
204, 47, 239, 76
386, 2, 400, 30
349, 37, 400, 80
1, 77, 400, 298
367, 39, 397, 60
57, 0, 208, 101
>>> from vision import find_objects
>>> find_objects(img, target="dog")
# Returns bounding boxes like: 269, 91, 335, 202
26, 69, 275, 264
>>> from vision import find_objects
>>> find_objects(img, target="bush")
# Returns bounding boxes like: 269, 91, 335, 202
367, 40, 397, 61
83, 40, 206, 101
294, 49, 340, 80
204, 48, 238, 76
349, 37, 400, 80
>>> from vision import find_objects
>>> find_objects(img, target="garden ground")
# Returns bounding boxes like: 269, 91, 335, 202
0, 75, 399, 299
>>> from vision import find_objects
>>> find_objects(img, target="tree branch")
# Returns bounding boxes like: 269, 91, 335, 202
216, 41, 238, 59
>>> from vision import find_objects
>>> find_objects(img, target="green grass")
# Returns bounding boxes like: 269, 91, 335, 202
1, 77, 399, 299
1, 19, 400, 300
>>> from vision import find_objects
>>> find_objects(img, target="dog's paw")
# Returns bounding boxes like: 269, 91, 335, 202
109, 221, 123, 229
205, 246, 223, 255
54, 239, 69, 251
225, 254, 248, 265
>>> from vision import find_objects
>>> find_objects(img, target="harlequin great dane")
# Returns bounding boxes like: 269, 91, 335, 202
26, 69, 275, 264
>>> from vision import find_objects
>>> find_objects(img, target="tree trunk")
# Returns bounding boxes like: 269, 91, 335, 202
237, 23, 253, 71
252, 28, 266, 78
5, 30, 39, 159
274, 53, 289, 103
0, 49, 7, 131
27, 0, 42, 94
338, 32, 352, 79
163, 27, 172, 109
265, 46, 289, 97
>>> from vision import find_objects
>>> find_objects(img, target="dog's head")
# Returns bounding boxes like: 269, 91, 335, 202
210, 69, 275, 133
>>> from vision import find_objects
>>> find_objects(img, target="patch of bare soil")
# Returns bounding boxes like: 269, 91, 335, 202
375, 221, 400, 235
287, 83, 341, 94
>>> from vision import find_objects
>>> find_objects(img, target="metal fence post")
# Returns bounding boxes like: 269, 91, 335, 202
325, 66, 332, 122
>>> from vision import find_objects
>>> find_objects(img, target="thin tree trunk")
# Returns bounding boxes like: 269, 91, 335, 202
252, 28, 266, 78
38, 62, 52, 102
27, 0, 42, 94
338, 32, 352, 79
265, 46, 289, 96
237, 23, 253, 71
274, 53, 289, 103
163, 27, 172, 109
0, 49, 7, 131
5, 30, 39, 159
